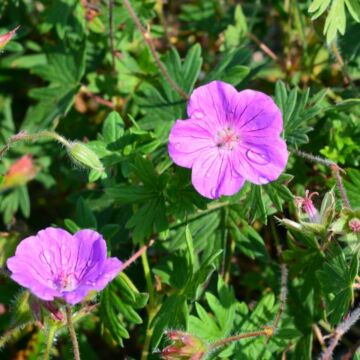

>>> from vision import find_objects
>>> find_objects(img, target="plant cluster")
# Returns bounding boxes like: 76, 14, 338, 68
0, 1, 360, 359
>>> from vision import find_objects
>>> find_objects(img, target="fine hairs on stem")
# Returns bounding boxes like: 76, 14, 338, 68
0, 131, 71, 160
320, 304, 360, 360
272, 264, 288, 332
65, 306, 81, 360
293, 149, 351, 209
208, 328, 273, 351
108, 0, 115, 73
207, 264, 288, 353
121, 0, 188, 100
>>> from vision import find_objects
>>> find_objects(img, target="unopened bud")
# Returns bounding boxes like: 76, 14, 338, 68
42, 301, 64, 321
0, 155, 37, 190
68, 142, 104, 172
0, 26, 20, 50
349, 218, 360, 233
160, 330, 207, 360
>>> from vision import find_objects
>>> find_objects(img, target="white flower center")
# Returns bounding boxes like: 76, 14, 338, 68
216, 127, 239, 150
55, 271, 78, 292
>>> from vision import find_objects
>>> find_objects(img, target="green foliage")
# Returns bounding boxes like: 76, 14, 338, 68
0, 0, 360, 359
100, 273, 148, 347
308, 0, 360, 43
275, 81, 327, 147
317, 244, 358, 324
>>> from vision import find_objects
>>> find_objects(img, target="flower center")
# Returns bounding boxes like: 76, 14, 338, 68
55, 271, 78, 292
216, 127, 239, 150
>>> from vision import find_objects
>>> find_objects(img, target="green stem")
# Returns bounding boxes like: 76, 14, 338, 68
139, 238, 156, 360
43, 325, 57, 360
141, 309, 156, 360
140, 239, 154, 304
65, 306, 81, 360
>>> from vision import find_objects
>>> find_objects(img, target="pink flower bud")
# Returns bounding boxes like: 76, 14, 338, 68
160, 330, 207, 360
295, 190, 320, 223
42, 301, 64, 321
0, 26, 20, 50
1, 155, 37, 190
348, 218, 360, 233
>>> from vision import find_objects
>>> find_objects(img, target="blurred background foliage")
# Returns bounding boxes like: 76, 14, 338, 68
0, 0, 360, 359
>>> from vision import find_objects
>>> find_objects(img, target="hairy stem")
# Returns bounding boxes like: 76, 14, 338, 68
0, 321, 34, 349
293, 149, 351, 209
272, 264, 288, 332
81, 86, 115, 109
321, 305, 360, 360
0, 131, 71, 160
332, 166, 351, 209
122, 239, 155, 271
331, 43, 358, 94
108, 0, 115, 73
121, 0, 188, 100
208, 328, 272, 351
65, 306, 81, 360
43, 325, 57, 360
247, 32, 279, 63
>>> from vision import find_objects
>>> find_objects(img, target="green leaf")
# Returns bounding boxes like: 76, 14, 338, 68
229, 219, 269, 261
316, 244, 358, 324
100, 273, 148, 347
126, 197, 168, 242
264, 174, 294, 212
158, 44, 203, 98
21, 40, 86, 131
75, 197, 97, 229
102, 111, 125, 144
345, 0, 360, 21
275, 81, 326, 146
105, 185, 156, 205
344, 169, 360, 208
17, 186, 30, 218
151, 294, 188, 349
243, 185, 267, 224
189, 277, 236, 342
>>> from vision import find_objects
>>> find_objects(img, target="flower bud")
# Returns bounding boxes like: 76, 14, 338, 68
348, 218, 360, 233
160, 330, 207, 360
295, 190, 320, 223
68, 141, 104, 172
0, 155, 37, 190
0, 26, 20, 50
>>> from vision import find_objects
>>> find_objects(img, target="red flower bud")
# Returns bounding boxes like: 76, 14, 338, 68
160, 330, 207, 360
0, 26, 20, 50
1, 155, 37, 190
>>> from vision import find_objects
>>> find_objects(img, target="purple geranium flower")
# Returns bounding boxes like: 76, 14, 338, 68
7, 227, 122, 305
168, 81, 289, 199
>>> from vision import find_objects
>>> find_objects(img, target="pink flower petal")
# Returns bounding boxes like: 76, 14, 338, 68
187, 80, 238, 128
168, 118, 216, 168
233, 138, 288, 184
191, 151, 245, 199
232, 90, 283, 136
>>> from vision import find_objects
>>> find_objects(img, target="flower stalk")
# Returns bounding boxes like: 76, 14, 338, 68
208, 327, 273, 351
65, 306, 81, 360
121, 0, 188, 100
43, 325, 57, 360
